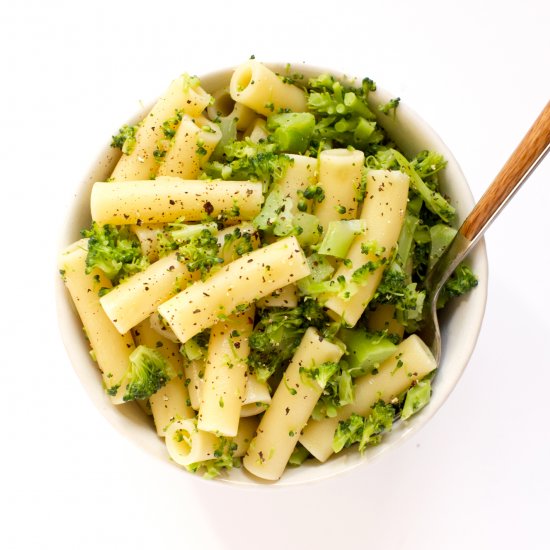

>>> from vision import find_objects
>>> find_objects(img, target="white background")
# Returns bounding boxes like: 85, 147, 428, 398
1, 1, 549, 548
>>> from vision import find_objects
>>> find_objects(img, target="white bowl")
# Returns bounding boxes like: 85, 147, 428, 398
56, 63, 488, 486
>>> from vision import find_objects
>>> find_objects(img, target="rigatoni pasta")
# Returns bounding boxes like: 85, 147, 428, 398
229, 60, 307, 117
91, 178, 263, 226
198, 307, 255, 436
314, 148, 364, 232
59, 240, 135, 404
110, 74, 212, 182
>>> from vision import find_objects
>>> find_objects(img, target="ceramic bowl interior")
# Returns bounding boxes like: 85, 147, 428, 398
56, 63, 488, 486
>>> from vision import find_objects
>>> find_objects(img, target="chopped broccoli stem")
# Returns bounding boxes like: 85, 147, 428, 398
288, 444, 310, 466
318, 220, 366, 259
338, 329, 397, 377
266, 112, 315, 154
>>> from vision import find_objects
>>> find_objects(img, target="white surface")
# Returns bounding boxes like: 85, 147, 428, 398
1, 0, 548, 548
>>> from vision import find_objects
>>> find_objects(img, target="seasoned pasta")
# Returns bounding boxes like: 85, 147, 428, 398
60, 60, 478, 482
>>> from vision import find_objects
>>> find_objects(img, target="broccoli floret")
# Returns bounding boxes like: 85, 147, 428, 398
157, 221, 222, 279
311, 363, 355, 421
81, 222, 149, 284
111, 124, 138, 155
437, 263, 478, 309
181, 329, 210, 361
203, 138, 292, 191
410, 150, 447, 190
306, 74, 385, 152
378, 97, 400, 116
177, 228, 223, 278
248, 298, 331, 382
220, 226, 256, 262
332, 401, 395, 453
209, 117, 238, 162
122, 345, 175, 402
253, 186, 295, 236
300, 361, 340, 390
373, 263, 425, 332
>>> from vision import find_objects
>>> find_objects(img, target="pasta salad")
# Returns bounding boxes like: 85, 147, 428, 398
59, 59, 477, 481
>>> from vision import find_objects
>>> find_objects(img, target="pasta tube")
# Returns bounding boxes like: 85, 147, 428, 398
157, 116, 222, 179
133, 318, 194, 435
242, 375, 271, 406
256, 284, 298, 309
198, 307, 255, 436
207, 87, 256, 131
183, 359, 205, 411
243, 117, 269, 143
299, 335, 437, 462
240, 374, 271, 417
277, 154, 318, 215
165, 418, 219, 466
158, 236, 310, 344
91, 178, 263, 226
243, 327, 344, 480
111, 74, 212, 181
323, 170, 410, 326
232, 416, 260, 456
230, 60, 307, 117
314, 149, 364, 232
165, 416, 259, 467
367, 304, 405, 340
59, 239, 134, 404
99, 252, 199, 335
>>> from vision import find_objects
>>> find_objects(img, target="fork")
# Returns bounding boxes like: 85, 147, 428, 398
422, 101, 550, 364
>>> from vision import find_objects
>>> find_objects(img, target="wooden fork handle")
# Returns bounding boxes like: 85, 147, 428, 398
460, 101, 550, 242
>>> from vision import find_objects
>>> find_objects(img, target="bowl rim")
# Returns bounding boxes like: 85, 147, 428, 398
55, 61, 488, 487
